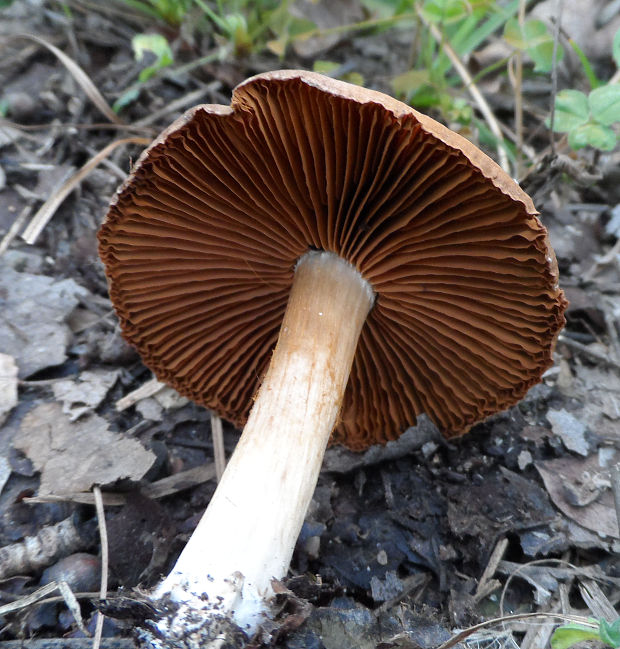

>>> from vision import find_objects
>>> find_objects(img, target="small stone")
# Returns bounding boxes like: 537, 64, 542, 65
154, 385, 189, 410
40, 553, 101, 592
5, 91, 36, 121
370, 570, 403, 602
598, 447, 616, 467
438, 544, 457, 561
421, 441, 438, 458
547, 409, 589, 456
136, 397, 163, 421
304, 535, 321, 559
556, 359, 573, 392
376, 549, 388, 566
518, 450, 533, 470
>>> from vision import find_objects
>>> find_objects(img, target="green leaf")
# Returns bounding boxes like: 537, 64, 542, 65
551, 623, 601, 649
150, 0, 191, 25
569, 122, 617, 151
266, 10, 316, 57
589, 84, 620, 126
503, 17, 530, 49
359, 0, 411, 19
313, 60, 340, 75
132, 33, 173, 83
613, 26, 620, 68
391, 69, 432, 97
422, 0, 469, 24
343, 72, 365, 87
409, 85, 443, 109
504, 18, 562, 72
445, 96, 473, 124
552, 89, 589, 132
285, 16, 317, 38
455, 0, 520, 58
600, 618, 620, 648
220, 13, 253, 54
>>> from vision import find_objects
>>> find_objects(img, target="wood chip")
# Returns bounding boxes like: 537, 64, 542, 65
24, 463, 217, 506
115, 376, 165, 411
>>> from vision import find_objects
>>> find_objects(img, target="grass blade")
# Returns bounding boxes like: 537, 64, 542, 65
15, 33, 124, 125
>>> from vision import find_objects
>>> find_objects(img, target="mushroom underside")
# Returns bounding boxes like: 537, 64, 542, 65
99, 75, 567, 449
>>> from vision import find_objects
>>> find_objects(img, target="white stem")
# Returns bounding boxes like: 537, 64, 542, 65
150, 251, 374, 644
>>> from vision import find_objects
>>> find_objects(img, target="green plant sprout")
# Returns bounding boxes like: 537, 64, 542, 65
391, 0, 521, 120
503, 16, 563, 73
551, 616, 620, 649
192, 0, 254, 56
548, 26, 620, 152
550, 86, 620, 151
113, 33, 173, 112
133, 33, 173, 82
312, 61, 365, 87
110, 0, 619, 156
191, 0, 315, 58
115, 0, 192, 26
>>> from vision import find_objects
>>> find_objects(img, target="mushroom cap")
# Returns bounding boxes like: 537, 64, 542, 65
99, 70, 567, 450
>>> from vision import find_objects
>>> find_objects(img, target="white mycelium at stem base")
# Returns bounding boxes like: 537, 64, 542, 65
151, 251, 375, 641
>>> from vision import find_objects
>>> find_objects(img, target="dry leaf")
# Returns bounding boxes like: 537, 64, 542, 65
13, 403, 155, 495
52, 369, 120, 421
0, 263, 88, 378
536, 453, 619, 539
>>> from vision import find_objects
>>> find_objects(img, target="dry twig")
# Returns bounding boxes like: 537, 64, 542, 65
435, 612, 597, 649
475, 537, 508, 601
0, 204, 32, 256
133, 83, 222, 127
0, 580, 89, 635
24, 463, 217, 506
0, 516, 92, 580
557, 334, 620, 372
115, 376, 165, 411
93, 486, 109, 649
549, 0, 565, 151
514, 0, 526, 178
579, 580, 618, 622
519, 600, 562, 649
211, 412, 226, 482
0, 641, 133, 649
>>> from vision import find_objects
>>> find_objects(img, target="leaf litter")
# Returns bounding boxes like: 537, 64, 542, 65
13, 403, 155, 496
51, 369, 120, 421
0, 260, 88, 379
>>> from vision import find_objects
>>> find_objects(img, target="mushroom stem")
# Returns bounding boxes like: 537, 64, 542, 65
150, 251, 374, 644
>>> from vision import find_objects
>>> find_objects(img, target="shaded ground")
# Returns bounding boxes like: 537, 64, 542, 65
0, 1, 619, 648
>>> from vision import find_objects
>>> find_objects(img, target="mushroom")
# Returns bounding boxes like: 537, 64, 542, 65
98, 70, 567, 645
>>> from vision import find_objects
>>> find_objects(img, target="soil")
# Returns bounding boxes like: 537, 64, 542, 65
0, 2, 619, 648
